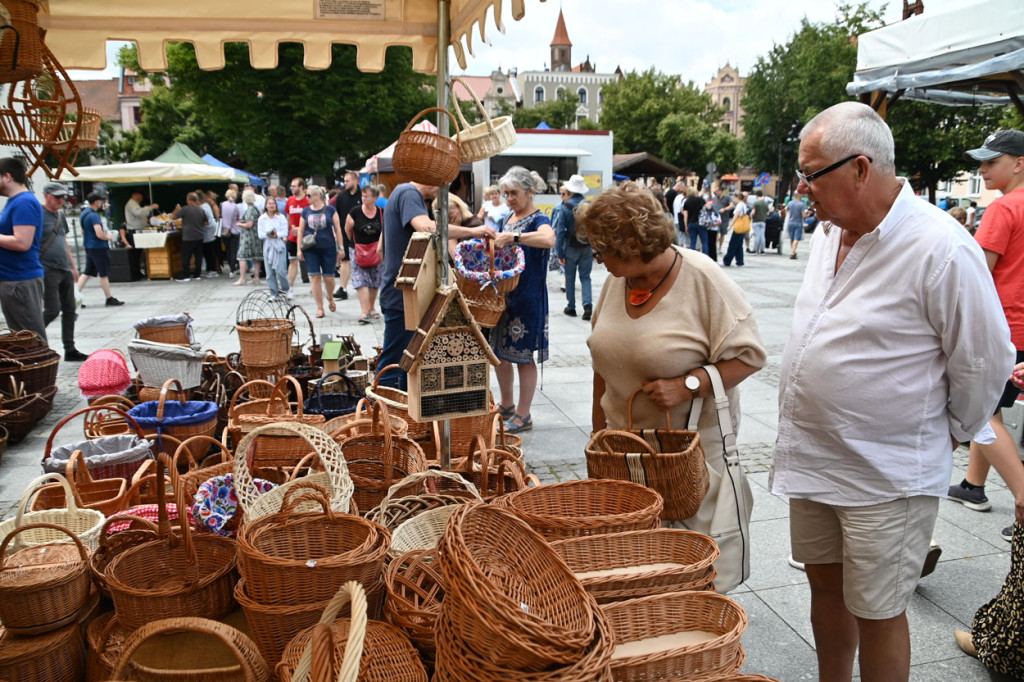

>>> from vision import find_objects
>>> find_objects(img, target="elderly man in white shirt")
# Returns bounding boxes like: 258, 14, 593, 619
771, 102, 1014, 682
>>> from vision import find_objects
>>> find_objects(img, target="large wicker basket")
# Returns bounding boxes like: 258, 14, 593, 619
127, 339, 205, 389
237, 318, 294, 368
0, 473, 105, 555
450, 76, 517, 162
0, 346, 59, 396
0, 622, 85, 682
392, 107, 462, 187
453, 240, 524, 328
0, 0, 44, 86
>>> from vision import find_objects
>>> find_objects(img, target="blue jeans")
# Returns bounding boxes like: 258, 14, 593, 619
723, 231, 745, 266
265, 257, 289, 297
378, 306, 414, 389
752, 222, 766, 254
688, 223, 708, 254
563, 243, 593, 310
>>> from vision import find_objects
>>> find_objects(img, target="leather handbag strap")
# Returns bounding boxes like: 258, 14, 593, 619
687, 364, 739, 465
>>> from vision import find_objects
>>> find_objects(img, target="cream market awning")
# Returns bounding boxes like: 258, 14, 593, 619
57, 161, 244, 184
40, 0, 543, 73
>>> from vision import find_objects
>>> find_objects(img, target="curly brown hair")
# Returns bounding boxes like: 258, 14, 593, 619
576, 182, 676, 263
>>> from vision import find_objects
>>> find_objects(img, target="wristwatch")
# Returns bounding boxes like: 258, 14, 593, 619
684, 374, 701, 400
514, 233, 521, 244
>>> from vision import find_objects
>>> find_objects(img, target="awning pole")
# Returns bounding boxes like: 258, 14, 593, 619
436, 0, 452, 470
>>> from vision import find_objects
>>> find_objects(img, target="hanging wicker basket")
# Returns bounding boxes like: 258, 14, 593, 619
392, 107, 462, 187
449, 76, 517, 162
0, 0, 44, 85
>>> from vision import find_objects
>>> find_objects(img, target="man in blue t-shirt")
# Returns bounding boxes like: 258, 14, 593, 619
0, 157, 46, 341
75, 191, 124, 307
377, 182, 495, 388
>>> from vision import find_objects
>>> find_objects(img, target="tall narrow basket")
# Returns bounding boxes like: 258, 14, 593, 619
0, 0, 44, 85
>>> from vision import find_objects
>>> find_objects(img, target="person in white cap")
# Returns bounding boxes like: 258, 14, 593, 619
554, 174, 593, 320
40, 182, 87, 360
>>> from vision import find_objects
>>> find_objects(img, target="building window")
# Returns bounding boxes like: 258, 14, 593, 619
497, 87, 503, 94
969, 171, 983, 196
133, 106, 142, 125
556, 86, 566, 100
577, 87, 587, 104
723, 97, 731, 111
534, 85, 545, 103
598, 89, 603, 105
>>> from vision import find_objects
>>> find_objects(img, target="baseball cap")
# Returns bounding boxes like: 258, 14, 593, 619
964, 130, 1024, 162
42, 182, 68, 197
86, 190, 107, 203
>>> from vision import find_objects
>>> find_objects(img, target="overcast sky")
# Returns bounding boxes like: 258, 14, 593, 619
71, 0, 966, 85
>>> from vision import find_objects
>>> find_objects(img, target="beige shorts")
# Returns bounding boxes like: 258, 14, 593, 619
789, 496, 939, 620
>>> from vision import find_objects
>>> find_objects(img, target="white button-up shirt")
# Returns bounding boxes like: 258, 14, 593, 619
771, 180, 1014, 506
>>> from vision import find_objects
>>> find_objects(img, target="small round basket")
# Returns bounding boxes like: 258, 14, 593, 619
454, 239, 525, 328
392, 107, 462, 187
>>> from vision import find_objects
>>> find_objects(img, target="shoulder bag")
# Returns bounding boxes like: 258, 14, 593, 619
732, 213, 751, 234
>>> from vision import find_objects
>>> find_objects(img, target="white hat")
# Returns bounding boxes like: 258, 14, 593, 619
562, 174, 588, 195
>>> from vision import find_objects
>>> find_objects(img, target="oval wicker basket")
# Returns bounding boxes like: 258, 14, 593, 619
31, 448, 129, 516
0, 621, 85, 682
392, 107, 462, 187
449, 76, 517, 162
0, 473, 105, 556
388, 471, 481, 559
494, 479, 663, 540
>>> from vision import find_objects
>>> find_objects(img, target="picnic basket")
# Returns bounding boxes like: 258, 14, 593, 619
276, 580, 429, 682
600, 591, 748, 681
494, 478, 663, 541
585, 388, 709, 520
230, 375, 327, 467
128, 378, 219, 451
0, 522, 92, 635
450, 76, 516, 162
31, 449, 129, 516
104, 452, 238, 630
0, 473, 105, 555
89, 512, 162, 598
78, 348, 132, 398
453, 239, 525, 328
0, 622, 85, 682
43, 404, 150, 482
392, 107, 462, 187
128, 338, 205, 389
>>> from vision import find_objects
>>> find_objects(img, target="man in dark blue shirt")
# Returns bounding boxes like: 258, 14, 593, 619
0, 157, 46, 340
76, 190, 124, 306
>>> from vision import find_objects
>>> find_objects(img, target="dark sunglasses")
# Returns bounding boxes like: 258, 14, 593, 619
796, 154, 872, 185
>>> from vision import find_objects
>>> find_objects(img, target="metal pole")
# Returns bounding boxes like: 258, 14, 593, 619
436, 0, 452, 469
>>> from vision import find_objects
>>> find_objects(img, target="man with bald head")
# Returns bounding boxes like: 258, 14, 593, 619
772, 102, 1015, 681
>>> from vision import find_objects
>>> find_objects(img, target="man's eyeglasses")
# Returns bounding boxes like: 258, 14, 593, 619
796, 154, 872, 185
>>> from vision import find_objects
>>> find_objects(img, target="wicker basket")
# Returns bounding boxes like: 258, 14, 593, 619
277, 580, 428, 682
304, 371, 364, 421
0, 328, 44, 350
447, 438, 533, 500
236, 483, 390, 605
43, 404, 150, 483
494, 479, 663, 541
326, 398, 410, 441
31, 449, 129, 516
453, 240, 523, 328
89, 512, 161, 598
0, 523, 92, 635
136, 323, 193, 346
0, 423, 8, 463
108, 616, 272, 682
384, 549, 444, 665
438, 503, 598, 671
237, 318, 294, 368
392, 107, 462, 187
365, 365, 434, 441
0, 622, 85, 682
586, 389, 709, 520
128, 339, 205, 389
550, 529, 721, 602
0, 473, 105, 555
388, 471, 481, 559
0, 346, 59, 396
600, 592, 748, 681
128, 379, 219, 454
0, 0, 43, 85
450, 76, 517, 162
104, 453, 238, 631
231, 376, 327, 467
0, 389, 44, 442
83, 395, 137, 439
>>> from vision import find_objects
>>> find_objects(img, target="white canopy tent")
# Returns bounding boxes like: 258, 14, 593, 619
57, 161, 246, 184
847, 0, 1024, 115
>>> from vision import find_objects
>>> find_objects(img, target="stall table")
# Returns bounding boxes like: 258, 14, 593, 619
132, 231, 182, 280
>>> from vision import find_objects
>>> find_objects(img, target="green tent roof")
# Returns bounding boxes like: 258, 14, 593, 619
154, 142, 208, 165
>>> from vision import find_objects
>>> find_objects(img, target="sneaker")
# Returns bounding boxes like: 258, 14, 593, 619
204, 271, 219, 278
564, 306, 577, 317
63, 349, 89, 362
1002, 525, 1014, 542
105, 297, 124, 307
191, 277, 202, 281
790, 254, 797, 260
581, 305, 592, 321
920, 542, 942, 577
285, 290, 293, 301
947, 481, 991, 511
174, 277, 191, 282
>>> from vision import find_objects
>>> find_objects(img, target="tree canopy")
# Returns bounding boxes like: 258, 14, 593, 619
119, 42, 434, 180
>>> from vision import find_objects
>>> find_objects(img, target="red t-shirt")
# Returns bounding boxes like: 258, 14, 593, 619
285, 195, 310, 242
975, 187, 1024, 348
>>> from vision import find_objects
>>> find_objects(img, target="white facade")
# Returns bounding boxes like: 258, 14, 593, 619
517, 70, 618, 125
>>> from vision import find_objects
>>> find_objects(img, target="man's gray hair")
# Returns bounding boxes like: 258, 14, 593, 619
499, 166, 542, 193
801, 101, 895, 174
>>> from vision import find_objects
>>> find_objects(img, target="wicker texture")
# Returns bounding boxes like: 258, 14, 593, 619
391, 108, 461, 186
325, 398, 410, 440
0, 622, 85, 682
237, 318, 294, 368
109, 616, 272, 682
550, 529, 721, 602
128, 339, 205, 389
0, 523, 92, 634
0, 346, 59, 395
83, 395, 137, 439
237, 483, 390, 605
31, 449, 129, 516
384, 549, 444, 665
231, 376, 327, 467
600, 592, 748, 681
90, 513, 161, 598
43, 404, 149, 482
586, 389, 709, 520
136, 323, 192, 346
0, 0, 43, 85
449, 76, 517, 162
233, 421, 354, 522
129, 378, 219, 452
387, 471, 481, 559
0, 473, 105, 555
0, 388, 49, 442
495, 479, 663, 540
305, 371, 364, 420
104, 453, 238, 630
365, 365, 433, 441
438, 503, 598, 671
366, 491, 469, 531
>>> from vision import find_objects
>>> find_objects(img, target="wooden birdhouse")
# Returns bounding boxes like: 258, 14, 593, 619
400, 286, 499, 422
321, 340, 345, 374
395, 232, 437, 331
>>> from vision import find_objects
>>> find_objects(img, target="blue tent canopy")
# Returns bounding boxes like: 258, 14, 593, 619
201, 154, 267, 187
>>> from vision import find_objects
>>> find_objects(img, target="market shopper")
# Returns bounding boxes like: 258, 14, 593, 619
286, 177, 310, 287
772, 102, 1013, 682
40, 183, 86, 360
490, 166, 556, 434
200, 190, 221, 278
554, 174, 592, 320
344, 185, 383, 324
258, 197, 290, 299
297, 185, 342, 318
234, 190, 262, 285
220, 189, 240, 276
582, 181, 766, 591
122, 189, 157, 247
77, 191, 125, 305
0, 157, 47, 340
332, 171, 361, 301
477, 184, 511, 230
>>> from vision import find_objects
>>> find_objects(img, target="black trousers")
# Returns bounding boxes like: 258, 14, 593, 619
181, 239, 204, 278
43, 268, 75, 351
203, 240, 220, 273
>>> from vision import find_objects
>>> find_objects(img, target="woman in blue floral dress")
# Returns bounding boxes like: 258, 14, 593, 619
490, 166, 556, 433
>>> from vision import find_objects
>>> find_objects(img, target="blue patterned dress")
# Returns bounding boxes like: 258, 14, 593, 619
490, 210, 550, 364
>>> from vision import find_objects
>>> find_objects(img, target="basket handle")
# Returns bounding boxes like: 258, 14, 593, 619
16, 473, 79, 527
227, 379, 275, 418
97, 512, 160, 550
370, 400, 395, 480
402, 106, 460, 136
450, 76, 496, 135
288, 581, 368, 682
173, 434, 232, 474
112, 617, 271, 681
43, 404, 144, 462
156, 378, 187, 421
312, 371, 362, 402
593, 428, 657, 456
125, 462, 159, 507
370, 363, 403, 391
276, 481, 336, 519
626, 387, 674, 430
155, 451, 194, 561
269, 374, 305, 416
0, 522, 90, 568
378, 469, 482, 519
63, 449, 100, 505
288, 303, 318, 350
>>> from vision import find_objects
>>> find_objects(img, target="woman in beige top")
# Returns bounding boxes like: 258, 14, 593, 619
581, 183, 766, 584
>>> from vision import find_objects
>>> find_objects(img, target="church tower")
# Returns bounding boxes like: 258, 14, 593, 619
550, 9, 572, 72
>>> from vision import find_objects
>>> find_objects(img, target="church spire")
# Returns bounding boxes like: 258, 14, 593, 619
550, 9, 572, 72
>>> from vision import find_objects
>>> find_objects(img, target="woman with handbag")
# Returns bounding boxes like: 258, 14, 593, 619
234, 190, 262, 285
345, 185, 383, 324
722, 191, 750, 267
258, 197, 290, 298
298, 185, 342, 318
581, 182, 766, 593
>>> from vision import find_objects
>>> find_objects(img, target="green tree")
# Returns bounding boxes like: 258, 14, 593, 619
657, 113, 740, 175
120, 42, 433, 179
599, 69, 719, 156
513, 93, 580, 130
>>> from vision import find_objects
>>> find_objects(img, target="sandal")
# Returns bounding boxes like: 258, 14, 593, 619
504, 413, 532, 434
316, 310, 325, 319
497, 403, 516, 419
370, 310, 381, 319
329, 300, 336, 312
358, 314, 370, 325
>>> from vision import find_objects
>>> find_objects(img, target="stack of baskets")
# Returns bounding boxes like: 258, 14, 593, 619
453, 239, 525, 328
0, 331, 60, 441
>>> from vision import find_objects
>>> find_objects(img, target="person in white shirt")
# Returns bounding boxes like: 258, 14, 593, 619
476, 185, 511, 230
771, 102, 1014, 682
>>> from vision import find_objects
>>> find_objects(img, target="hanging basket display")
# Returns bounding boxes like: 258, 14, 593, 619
0, 0, 44, 85
392, 107, 462, 187
449, 76, 517, 162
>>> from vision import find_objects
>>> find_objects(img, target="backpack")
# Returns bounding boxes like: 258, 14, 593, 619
561, 199, 590, 247
698, 204, 720, 228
